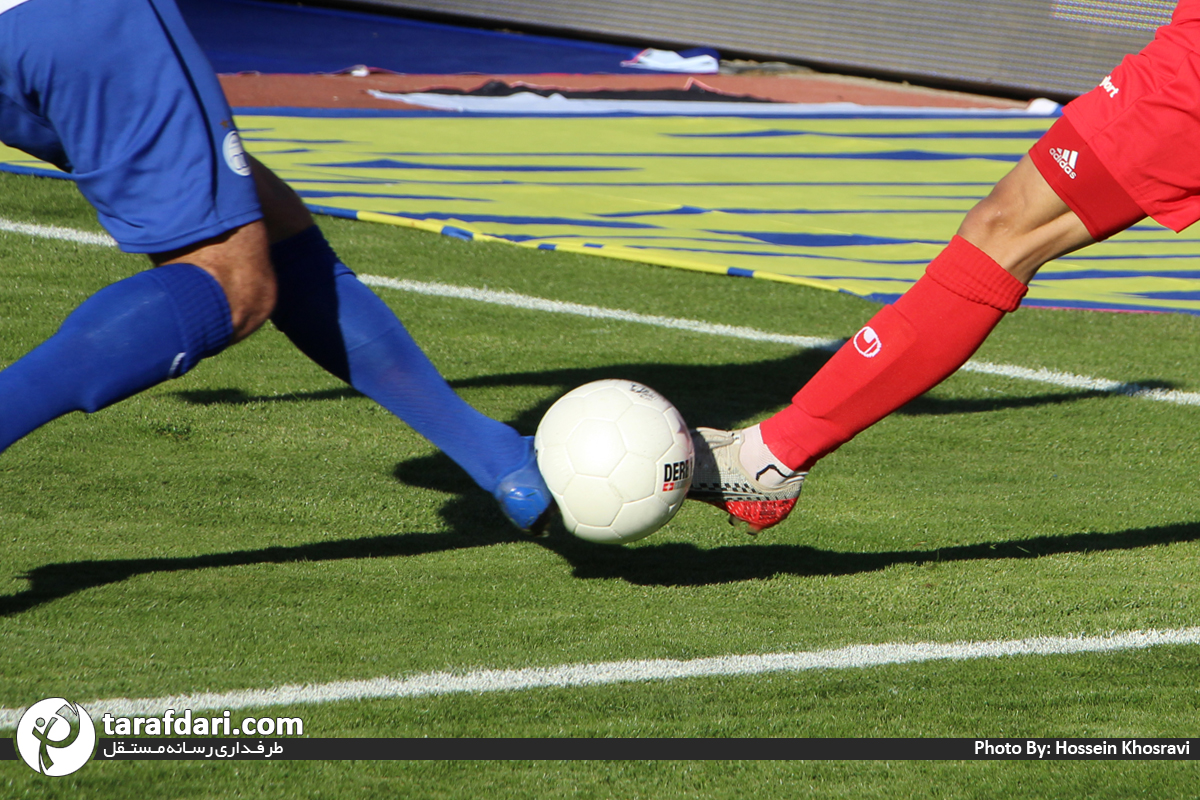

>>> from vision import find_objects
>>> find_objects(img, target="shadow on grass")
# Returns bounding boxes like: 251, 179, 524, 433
27, 355, 1176, 617
0, 518, 520, 618
172, 352, 1177, 431
175, 387, 360, 405
539, 520, 1200, 587
4, 512, 1197, 615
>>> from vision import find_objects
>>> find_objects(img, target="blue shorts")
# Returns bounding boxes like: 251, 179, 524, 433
0, 0, 262, 253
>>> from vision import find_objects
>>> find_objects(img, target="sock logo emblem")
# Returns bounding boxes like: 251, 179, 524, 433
853, 325, 882, 358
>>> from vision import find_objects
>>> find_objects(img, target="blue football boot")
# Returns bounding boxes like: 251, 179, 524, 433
493, 436, 556, 534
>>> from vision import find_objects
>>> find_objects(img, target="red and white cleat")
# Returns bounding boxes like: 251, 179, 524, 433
686, 427, 805, 533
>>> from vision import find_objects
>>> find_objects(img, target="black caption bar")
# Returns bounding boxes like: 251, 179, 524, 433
3, 738, 1194, 761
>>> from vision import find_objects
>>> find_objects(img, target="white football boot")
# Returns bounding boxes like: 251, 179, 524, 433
687, 426, 805, 533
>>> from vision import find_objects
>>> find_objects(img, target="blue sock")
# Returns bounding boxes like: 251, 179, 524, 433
0, 264, 232, 452
270, 226, 529, 495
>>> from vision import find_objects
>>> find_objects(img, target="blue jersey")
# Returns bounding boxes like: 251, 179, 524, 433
0, 0, 262, 252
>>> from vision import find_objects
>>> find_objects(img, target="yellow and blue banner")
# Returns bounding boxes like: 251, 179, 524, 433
5, 108, 1199, 315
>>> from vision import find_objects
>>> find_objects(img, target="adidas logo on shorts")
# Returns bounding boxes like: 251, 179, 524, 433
1049, 147, 1079, 179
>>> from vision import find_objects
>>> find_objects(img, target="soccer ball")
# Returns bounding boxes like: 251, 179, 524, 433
535, 379, 694, 544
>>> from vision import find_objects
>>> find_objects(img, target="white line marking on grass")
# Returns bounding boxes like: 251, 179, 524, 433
359, 274, 843, 351
1, 627, 1196, 728
0, 217, 116, 247
3, 217, 1197, 407
959, 360, 1200, 405
359, 275, 1200, 407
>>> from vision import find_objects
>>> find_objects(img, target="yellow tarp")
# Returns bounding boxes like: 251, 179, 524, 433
6, 110, 1200, 314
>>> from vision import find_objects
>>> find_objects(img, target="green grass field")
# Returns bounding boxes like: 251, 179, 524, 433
1, 170, 1198, 797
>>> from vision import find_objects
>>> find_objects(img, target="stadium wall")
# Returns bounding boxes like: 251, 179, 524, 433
337, 0, 1172, 98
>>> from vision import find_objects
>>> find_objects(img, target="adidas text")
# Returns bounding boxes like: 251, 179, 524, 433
1049, 147, 1078, 179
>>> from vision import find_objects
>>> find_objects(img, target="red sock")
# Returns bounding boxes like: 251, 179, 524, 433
761, 236, 1027, 470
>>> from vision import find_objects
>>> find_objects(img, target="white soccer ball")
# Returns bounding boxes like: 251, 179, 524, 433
535, 379, 694, 544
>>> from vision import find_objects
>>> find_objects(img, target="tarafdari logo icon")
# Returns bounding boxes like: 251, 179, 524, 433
15, 698, 97, 776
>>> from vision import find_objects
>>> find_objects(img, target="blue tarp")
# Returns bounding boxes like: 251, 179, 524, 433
175, 0, 648, 74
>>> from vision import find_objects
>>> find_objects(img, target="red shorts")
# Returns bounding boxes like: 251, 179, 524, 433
1033, 11, 1200, 236
1029, 117, 1145, 240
